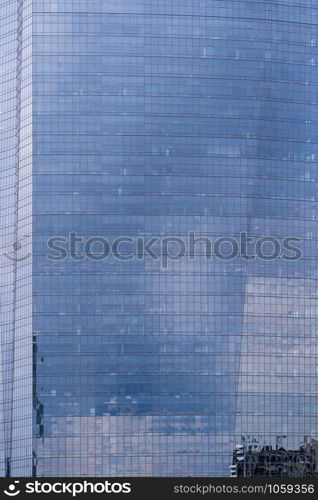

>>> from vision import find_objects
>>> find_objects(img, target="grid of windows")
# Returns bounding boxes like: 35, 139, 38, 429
0, 0, 33, 477
33, 0, 318, 477
1, 0, 318, 477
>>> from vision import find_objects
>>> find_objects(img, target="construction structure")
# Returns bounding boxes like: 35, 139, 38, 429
231, 439, 318, 477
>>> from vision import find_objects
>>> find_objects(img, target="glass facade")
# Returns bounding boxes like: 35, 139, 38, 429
0, 0, 32, 477
1, 0, 318, 477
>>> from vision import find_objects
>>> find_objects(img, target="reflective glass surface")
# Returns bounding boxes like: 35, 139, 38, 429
0, 0, 33, 477
1, 0, 318, 477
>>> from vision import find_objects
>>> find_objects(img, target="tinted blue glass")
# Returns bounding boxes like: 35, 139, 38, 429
1, 0, 318, 478
32, 0, 318, 477
0, 0, 32, 477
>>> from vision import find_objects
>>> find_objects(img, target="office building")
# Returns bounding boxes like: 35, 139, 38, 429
0, 0, 318, 477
